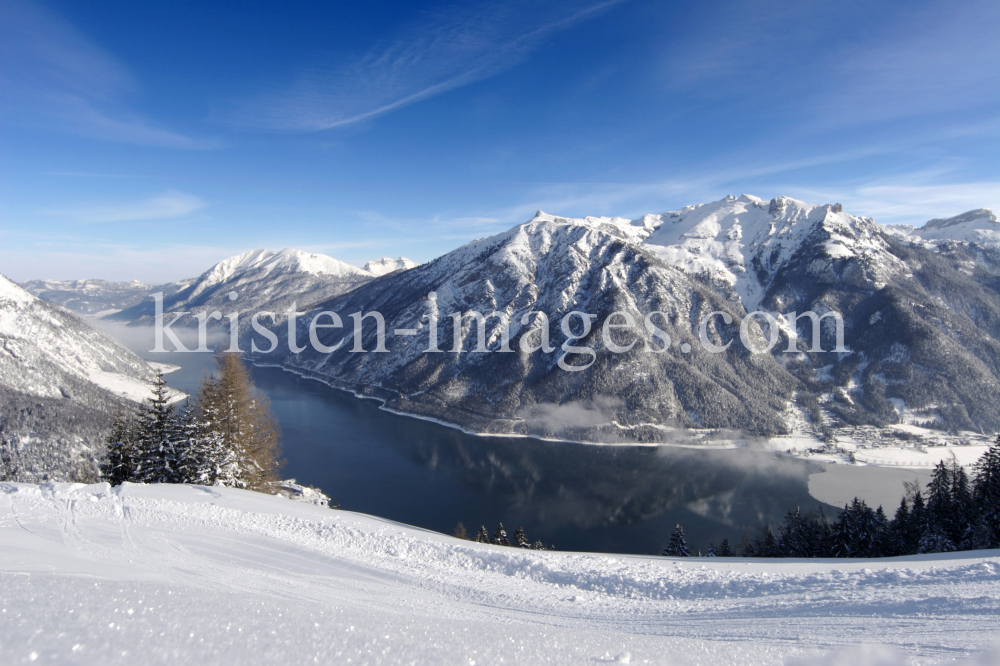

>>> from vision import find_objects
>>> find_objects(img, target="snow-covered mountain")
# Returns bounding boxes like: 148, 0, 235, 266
230, 196, 1000, 439
108, 248, 373, 327
634, 195, 901, 311
20, 278, 194, 316
0, 275, 166, 482
363, 256, 419, 276
886, 208, 1000, 247
2, 481, 997, 664
264, 212, 798, 440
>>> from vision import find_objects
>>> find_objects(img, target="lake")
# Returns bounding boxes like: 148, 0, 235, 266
106, 322, 872, 555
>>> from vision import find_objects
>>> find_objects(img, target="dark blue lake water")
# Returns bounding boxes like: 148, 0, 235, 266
112, 324, 834, 555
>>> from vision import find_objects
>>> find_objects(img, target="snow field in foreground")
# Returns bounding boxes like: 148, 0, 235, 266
1, 482, 998, 665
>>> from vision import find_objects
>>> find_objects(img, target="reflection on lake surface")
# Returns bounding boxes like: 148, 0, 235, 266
252, 365, 834, 555
113, 320, 836, 556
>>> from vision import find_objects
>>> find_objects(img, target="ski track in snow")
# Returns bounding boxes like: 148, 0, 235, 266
1, 482, 998, 665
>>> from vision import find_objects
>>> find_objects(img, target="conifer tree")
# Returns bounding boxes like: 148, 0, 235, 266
475, 525, 489, 543
663, 523, 690, 557
829, 501, 857, 558
951, 464, 973, 543
132, 372, 180, 483
513, 525, 529, 548
492, 523, 509, 546
716, 538, 733, 557
102, 410, 139, 486
706, 543, 717, 557
197, 354, 281, 490
973, 436, 1000, 547
926, 461, 953, 533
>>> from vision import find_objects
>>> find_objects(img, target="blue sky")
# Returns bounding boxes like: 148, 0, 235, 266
2, 0, 999, 283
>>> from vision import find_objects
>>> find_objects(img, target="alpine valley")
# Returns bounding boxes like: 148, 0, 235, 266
14, 195, 1000, 457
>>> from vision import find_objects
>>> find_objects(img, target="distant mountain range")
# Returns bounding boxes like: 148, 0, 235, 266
14, 196, 1000, 443
21, 250, 420, 328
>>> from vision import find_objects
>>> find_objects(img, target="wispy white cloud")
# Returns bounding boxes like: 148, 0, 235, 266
230, 0, 626, 131
45, 190, 208, 224
0, 0, 217, 148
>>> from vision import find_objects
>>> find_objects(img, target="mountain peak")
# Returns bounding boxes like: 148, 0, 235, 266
923, 208, 997, 230
0, 273, 35, 308
364, 257, 419, 277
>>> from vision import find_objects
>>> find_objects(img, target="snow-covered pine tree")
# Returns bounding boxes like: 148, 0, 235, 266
662, 523, 690, 557
102, 410, 139, 486
132, 372, 180, 483
492, 523, 509, 546
475, 525, 489, 543
716, 538, 733, 557
706, 543, 717, 557
513, 525, 528, 548
973, 436, 1000, 548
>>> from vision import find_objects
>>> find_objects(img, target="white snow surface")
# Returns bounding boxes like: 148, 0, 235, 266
363, 256, 420, 276
2, 481, 998, 665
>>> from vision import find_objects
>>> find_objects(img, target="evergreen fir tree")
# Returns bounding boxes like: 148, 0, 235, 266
706, 543, 717, 557
755, 525, 778, 557
102, 411, 138, 486
828, 502, 857, 558
926, 461, 953, 536
886, 496, 910, 556
908, 488, 927, 555
475, 525, 489, 543
531, 540, 547, 550
513, 525, 529, 548
492, 523, 509, 546
662, 523, 690, 557
132, 372, 179, 483
739, 531, 755, 557
973, 436, 1000, 548
716, 538, 733, 557
950, 463, 973, 544
778, 508, 815, 557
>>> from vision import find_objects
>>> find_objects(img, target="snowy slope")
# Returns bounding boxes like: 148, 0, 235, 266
0, 274, 161, 403
108, 248, 373, 327
0, 275, 175, 482
1, 481, 997, 665
363, 256, 419, 276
